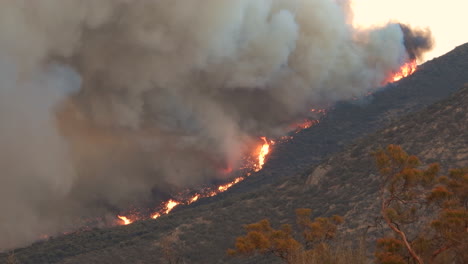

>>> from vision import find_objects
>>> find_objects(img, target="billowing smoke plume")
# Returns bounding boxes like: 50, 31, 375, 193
399, 24, 434, 61
0, 0, 432, 249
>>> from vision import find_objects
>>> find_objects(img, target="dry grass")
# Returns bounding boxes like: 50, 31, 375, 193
290, 241, 368, 264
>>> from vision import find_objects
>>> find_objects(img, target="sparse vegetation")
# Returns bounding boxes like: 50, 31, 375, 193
228, 209, 367, 264
227, 145, 467, 264
374, 145, 467, 264
160, 236, 186, 264
1, 46, 467, 264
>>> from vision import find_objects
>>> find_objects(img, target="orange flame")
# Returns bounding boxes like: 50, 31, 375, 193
151, 212, 161, 219
389, 60, 417, 82
293, 119, 319, 132
117, 215, 133, 225
216, 177, 244, 193
164, 199, 180, 214
150, 199, 181, 220
254, 137, 271, 172
189, 194, 200, 204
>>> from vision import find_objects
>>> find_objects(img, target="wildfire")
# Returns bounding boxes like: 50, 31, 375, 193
293, 119, 320, 132
189, 194, 200, 204
389, 60, 417, 82
62, 62, 417, 231
164, 199, 180, 214
216, 177, 244, 193
151, 213, 161, 219
285, 108, 327, 133
112, 112, 334, 227
149, 176, 249, 220
151, 199, 181, 219
279, 135, 294, 143
117, 215, 133, 225
118, 137, 275, 225
254, 137, 272, 172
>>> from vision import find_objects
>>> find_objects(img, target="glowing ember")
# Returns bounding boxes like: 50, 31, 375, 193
310, 108, 327, 114
117, 215, 133, 225
39, 234, 50, 240
279, 135, 294, 143
151, 212, 161, 219
389, 60, 417, 82
293, 119, 319, 132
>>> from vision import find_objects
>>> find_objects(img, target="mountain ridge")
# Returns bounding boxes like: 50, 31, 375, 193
2, 43, 468, 264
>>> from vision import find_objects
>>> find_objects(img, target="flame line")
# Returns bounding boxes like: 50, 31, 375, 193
387, 60, 417, 83
116, 115, 326, 226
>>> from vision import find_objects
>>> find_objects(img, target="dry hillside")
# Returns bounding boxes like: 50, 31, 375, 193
2, 45, 468, 264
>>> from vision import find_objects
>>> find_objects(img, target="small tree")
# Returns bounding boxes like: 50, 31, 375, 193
228, 209, 344, 264
426, 168, 468, 262
6, 251, 19, 264
374, 145, 467, 264
227, 219, 301, 263
296, 208, 344, 250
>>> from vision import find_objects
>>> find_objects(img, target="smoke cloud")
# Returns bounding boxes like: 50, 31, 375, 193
0, 0, 432, 249
399, 24, 434, 61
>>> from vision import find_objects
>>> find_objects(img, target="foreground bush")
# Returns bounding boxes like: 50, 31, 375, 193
228, 208, 367, 264
374, 145, 467, 264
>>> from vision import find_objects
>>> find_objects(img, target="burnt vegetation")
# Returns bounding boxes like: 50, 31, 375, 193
1, 44, 468, 264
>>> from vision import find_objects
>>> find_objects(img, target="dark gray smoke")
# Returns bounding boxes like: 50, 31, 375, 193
0, 0, 433, 249
400, 23, 434, 61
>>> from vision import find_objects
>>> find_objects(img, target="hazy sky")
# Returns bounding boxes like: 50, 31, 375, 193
352, 0, 468, 62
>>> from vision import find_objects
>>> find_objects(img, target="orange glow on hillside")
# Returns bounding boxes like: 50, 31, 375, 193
117, 215, 133, 225
119, 137, 275, 226
254, 137, 272, 172
189, 195, 200, 204
389, 60, 417, 82
164, 200, 180, 214
293, 119, 320, 132
151, 199, 180, 219
216, 177, 244, 193
151, 213, 161, 219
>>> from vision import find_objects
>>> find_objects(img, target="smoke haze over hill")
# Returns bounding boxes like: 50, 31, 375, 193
0, 0, 432, 249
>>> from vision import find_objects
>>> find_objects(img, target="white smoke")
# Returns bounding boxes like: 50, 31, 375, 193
0, 0, 425, 249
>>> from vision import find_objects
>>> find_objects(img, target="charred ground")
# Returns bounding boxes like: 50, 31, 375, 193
2, 44, 468, 264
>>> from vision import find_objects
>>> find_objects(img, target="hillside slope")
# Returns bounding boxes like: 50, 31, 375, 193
2, 45, 468, 264
230, 42, 468, 193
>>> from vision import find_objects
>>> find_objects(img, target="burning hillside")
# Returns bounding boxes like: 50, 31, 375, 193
386, 60, 418, 83
117, 136, 275, 225
0, 0, 432, 249
114, 108, 335, 226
